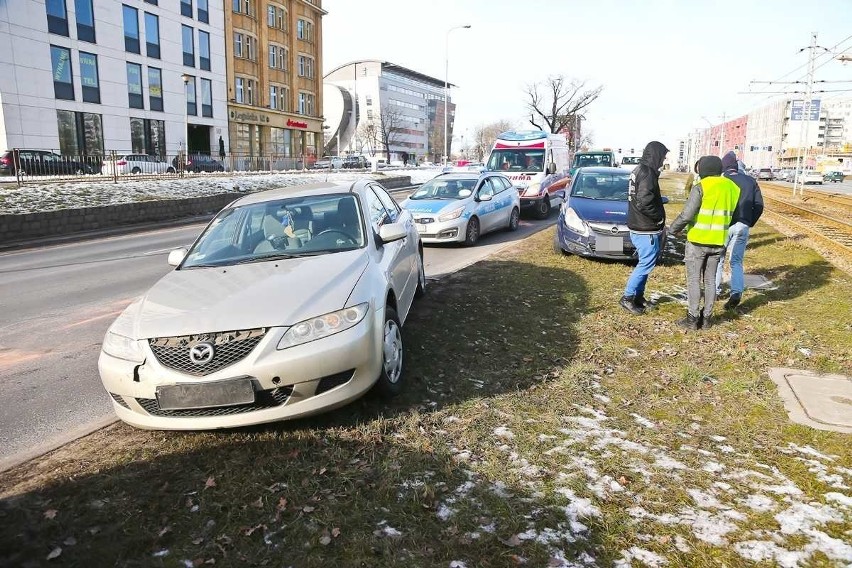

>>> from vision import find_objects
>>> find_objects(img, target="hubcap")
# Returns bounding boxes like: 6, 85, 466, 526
383, 320, 403, 383
511, 210, 519, 228
468, 220, 479, 242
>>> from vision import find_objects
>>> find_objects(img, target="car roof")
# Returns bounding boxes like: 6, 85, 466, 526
229, 181, 361, 207
575, 167, 628, 174
432, 171, 500, 180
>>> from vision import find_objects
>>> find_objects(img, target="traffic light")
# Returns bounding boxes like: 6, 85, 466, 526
618, 148, 622, 153
630, 148, 634, 154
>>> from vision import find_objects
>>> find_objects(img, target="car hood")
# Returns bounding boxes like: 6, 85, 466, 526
568, 196, 628, 223
120, 250, 369, 339
402, 198, 466, 215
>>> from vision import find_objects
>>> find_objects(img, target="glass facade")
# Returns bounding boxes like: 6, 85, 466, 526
74, 0, 95, 42
50, 45, 74, 100
79, 52, 99, 103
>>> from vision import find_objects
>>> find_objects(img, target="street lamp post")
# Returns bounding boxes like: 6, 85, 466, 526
181, 73, 190, 173
444, 24, 470, 166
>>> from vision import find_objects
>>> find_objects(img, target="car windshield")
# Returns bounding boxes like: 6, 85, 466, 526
181, 193, 366, 268
570, 172, 630, 201
573, 154, 612, 168
409, 177, 476, 200
621, 157, 640, 165
486, 149, 545, 172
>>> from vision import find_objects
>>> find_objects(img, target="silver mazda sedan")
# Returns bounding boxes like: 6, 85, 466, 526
98, 180, 424, 430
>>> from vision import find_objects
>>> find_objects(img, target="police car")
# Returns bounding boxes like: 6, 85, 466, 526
401, 172, 520, 245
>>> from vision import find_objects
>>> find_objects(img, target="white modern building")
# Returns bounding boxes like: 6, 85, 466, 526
323, 60, 455, 164
0, 0, 228, 158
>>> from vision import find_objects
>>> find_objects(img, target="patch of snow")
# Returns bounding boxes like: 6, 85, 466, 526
775, 502, 844, 534
617, 546, 669, 567
631, 413, 656, 428
739, 494, 777, 513
687, 489, 723, 509
709, 435, 727, 442
653, 453, 687, 470
593, 393, 611, 404
825, 492, 852, 508
449, 561, 468, 568
703, 461, 726, 473
494, 426, 515, 440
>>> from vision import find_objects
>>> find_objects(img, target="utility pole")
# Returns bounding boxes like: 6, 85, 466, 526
793, 33, 825, 197
719, 112, 727, 157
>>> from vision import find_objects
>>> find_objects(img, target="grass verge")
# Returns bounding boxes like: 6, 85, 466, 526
1, 187, 850, 567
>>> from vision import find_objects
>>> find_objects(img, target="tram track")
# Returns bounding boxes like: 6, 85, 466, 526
762, 194, 852, 257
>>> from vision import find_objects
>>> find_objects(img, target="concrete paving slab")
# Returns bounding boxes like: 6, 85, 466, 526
769, 368, 852, 434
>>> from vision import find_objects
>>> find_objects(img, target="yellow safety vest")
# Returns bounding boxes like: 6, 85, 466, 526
686, 176, 741, 246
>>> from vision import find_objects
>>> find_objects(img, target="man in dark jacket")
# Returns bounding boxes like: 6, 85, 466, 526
715, 150, 764, 309
670, 156, 741, 330
620, 140, 669, 314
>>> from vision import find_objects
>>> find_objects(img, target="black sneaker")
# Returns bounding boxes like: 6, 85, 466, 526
635, 294, 655, 310
701, 315, 714, 329
724, 293, 742, 310
677, 313, 700, 331
620, 295, 645, 315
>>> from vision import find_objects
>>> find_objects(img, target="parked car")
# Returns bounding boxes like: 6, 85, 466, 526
618, 155, 641, 171
313, 156, 344, 169
400, 171, 520, 246
0, 149, 94, 176
173, 154, 225, 172
98, 179, 425, 429
554, 167, 668, 260
102, 154, 176, 175
824, 171, 845, 183
342, 155, 368, 169
776, 169, 794, 182
756, 168, 774, 181
802, 170, 824, 185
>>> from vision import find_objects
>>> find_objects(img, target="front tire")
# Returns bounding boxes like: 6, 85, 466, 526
508, 207, 520, 231
414, 250, 426, 298
534, 197, 551, 220
464, 217, 480, 246
374, 306, 404, 397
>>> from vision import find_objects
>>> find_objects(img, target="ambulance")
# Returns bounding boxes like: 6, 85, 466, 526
484, 130, 571, 219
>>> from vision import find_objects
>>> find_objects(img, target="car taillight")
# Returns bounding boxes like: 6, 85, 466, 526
0, 156, 10, 165
116, 160, 127, 165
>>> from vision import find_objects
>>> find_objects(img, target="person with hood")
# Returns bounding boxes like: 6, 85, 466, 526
715, 150, 764, 309
669, 156, 741, 330
620, 140, 669, 315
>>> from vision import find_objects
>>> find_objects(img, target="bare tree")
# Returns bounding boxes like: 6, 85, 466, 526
377, 107, 405, 161
524, 76, 603, 146
356, 120, 379, 157
471, 120, 516, 162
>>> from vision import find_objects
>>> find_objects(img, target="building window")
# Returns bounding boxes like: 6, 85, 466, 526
180, 0, 192, 18
46, 0, 68, 36
197, 0, 208, 23
79, 52, 100, 104
144, 0, 157, 4
281, 87, 289, 111
144, 13, 160, 58
126, 62, 143, 109
269, 127, 289, 155
57, 110, 103, 156
246, 79, 255, 105
267, 5, 274, 26
50, 45, 74, 100
269, 85, 277, 110
298, 92, 314, 116
129, 118, 166, 156
233, 0, 254, 16
201, 78, 212, 117
297, 55, 314, 79
122, 5, 139, 53
234, 33, 243, 58
366, 95, 372, 105
74, 0, 95, 42
235, 77, 244, 103
267, 4, 286, 30
234, 33, 255, 60
269, 45, 286, 71
199, 30, 210, 71
185, 75, 197, 115
182, 25, 195, 67
148, 67, 163, 111
296, 19, 313, 42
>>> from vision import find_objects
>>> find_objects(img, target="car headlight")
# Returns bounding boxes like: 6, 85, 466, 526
515, 182, 529, 190
277, 303, 369, 350
524, 183, 542, 196
102, 331, 145, 363
563, 207, 590, 236
438, 206, 466, 222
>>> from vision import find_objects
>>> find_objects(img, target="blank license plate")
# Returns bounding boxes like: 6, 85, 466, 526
596, 235, 624, 253
416, 224, 427, 233
156, 379, 255, 410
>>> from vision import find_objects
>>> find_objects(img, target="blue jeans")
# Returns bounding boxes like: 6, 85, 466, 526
625, 232, 662, 298
715, 222, 750, 295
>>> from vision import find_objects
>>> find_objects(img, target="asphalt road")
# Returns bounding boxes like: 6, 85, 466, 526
0, 207, 555, 468
769, 178, 852, 195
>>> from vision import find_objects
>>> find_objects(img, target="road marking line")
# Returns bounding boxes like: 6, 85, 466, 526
61, 310, 124, 330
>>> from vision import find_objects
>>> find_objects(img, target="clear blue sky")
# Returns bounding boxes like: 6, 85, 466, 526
322, 0, 852, 153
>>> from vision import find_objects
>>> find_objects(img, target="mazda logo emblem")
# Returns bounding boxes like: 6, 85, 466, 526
189, 342, 215, 365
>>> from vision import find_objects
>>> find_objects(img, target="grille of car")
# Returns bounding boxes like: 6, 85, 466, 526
136, 385, 293, 418
587, 222, 629, 236
109, 392, 130, 409
148, 328, 267, 376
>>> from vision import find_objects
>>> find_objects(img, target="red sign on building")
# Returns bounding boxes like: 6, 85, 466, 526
287, 119, 308, 129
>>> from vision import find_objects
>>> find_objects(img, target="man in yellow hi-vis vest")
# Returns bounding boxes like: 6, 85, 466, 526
669, 156, 741, 330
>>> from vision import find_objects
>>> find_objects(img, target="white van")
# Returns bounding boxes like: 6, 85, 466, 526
484, 130, 570, 219
619, 155, 641, 171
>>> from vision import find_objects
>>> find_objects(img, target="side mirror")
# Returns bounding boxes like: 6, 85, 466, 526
547, 162, 556, 175
168, 247, 188, 266
378, 222, 407, 244
476, 193, 493, 202
661, 196, 670, 204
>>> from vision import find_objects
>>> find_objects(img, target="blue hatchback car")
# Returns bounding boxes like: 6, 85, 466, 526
554, 167, 667, 260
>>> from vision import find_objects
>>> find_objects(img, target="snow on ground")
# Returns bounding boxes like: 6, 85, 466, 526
0, 167, 439, 215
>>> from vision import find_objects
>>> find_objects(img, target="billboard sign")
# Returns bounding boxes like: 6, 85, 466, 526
790, 99, 821, 121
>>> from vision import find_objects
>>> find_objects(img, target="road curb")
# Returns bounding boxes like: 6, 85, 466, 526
0, 415, 118, 474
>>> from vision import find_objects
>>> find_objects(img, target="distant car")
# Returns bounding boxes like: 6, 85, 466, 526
802, 170, 823, 185
0, 149, 94, 176
401, 171, 520, 246
102, 154, 176, 175
823, 171, 845, 183
342, 156, 368, 169
313, 156, 344, 169
619, 156, 641, 171
776, 169, 794, 182
173, 154, 225, 173
98, 179, 425, 430
757, 168, 774, 181
555, 167, 668, 260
